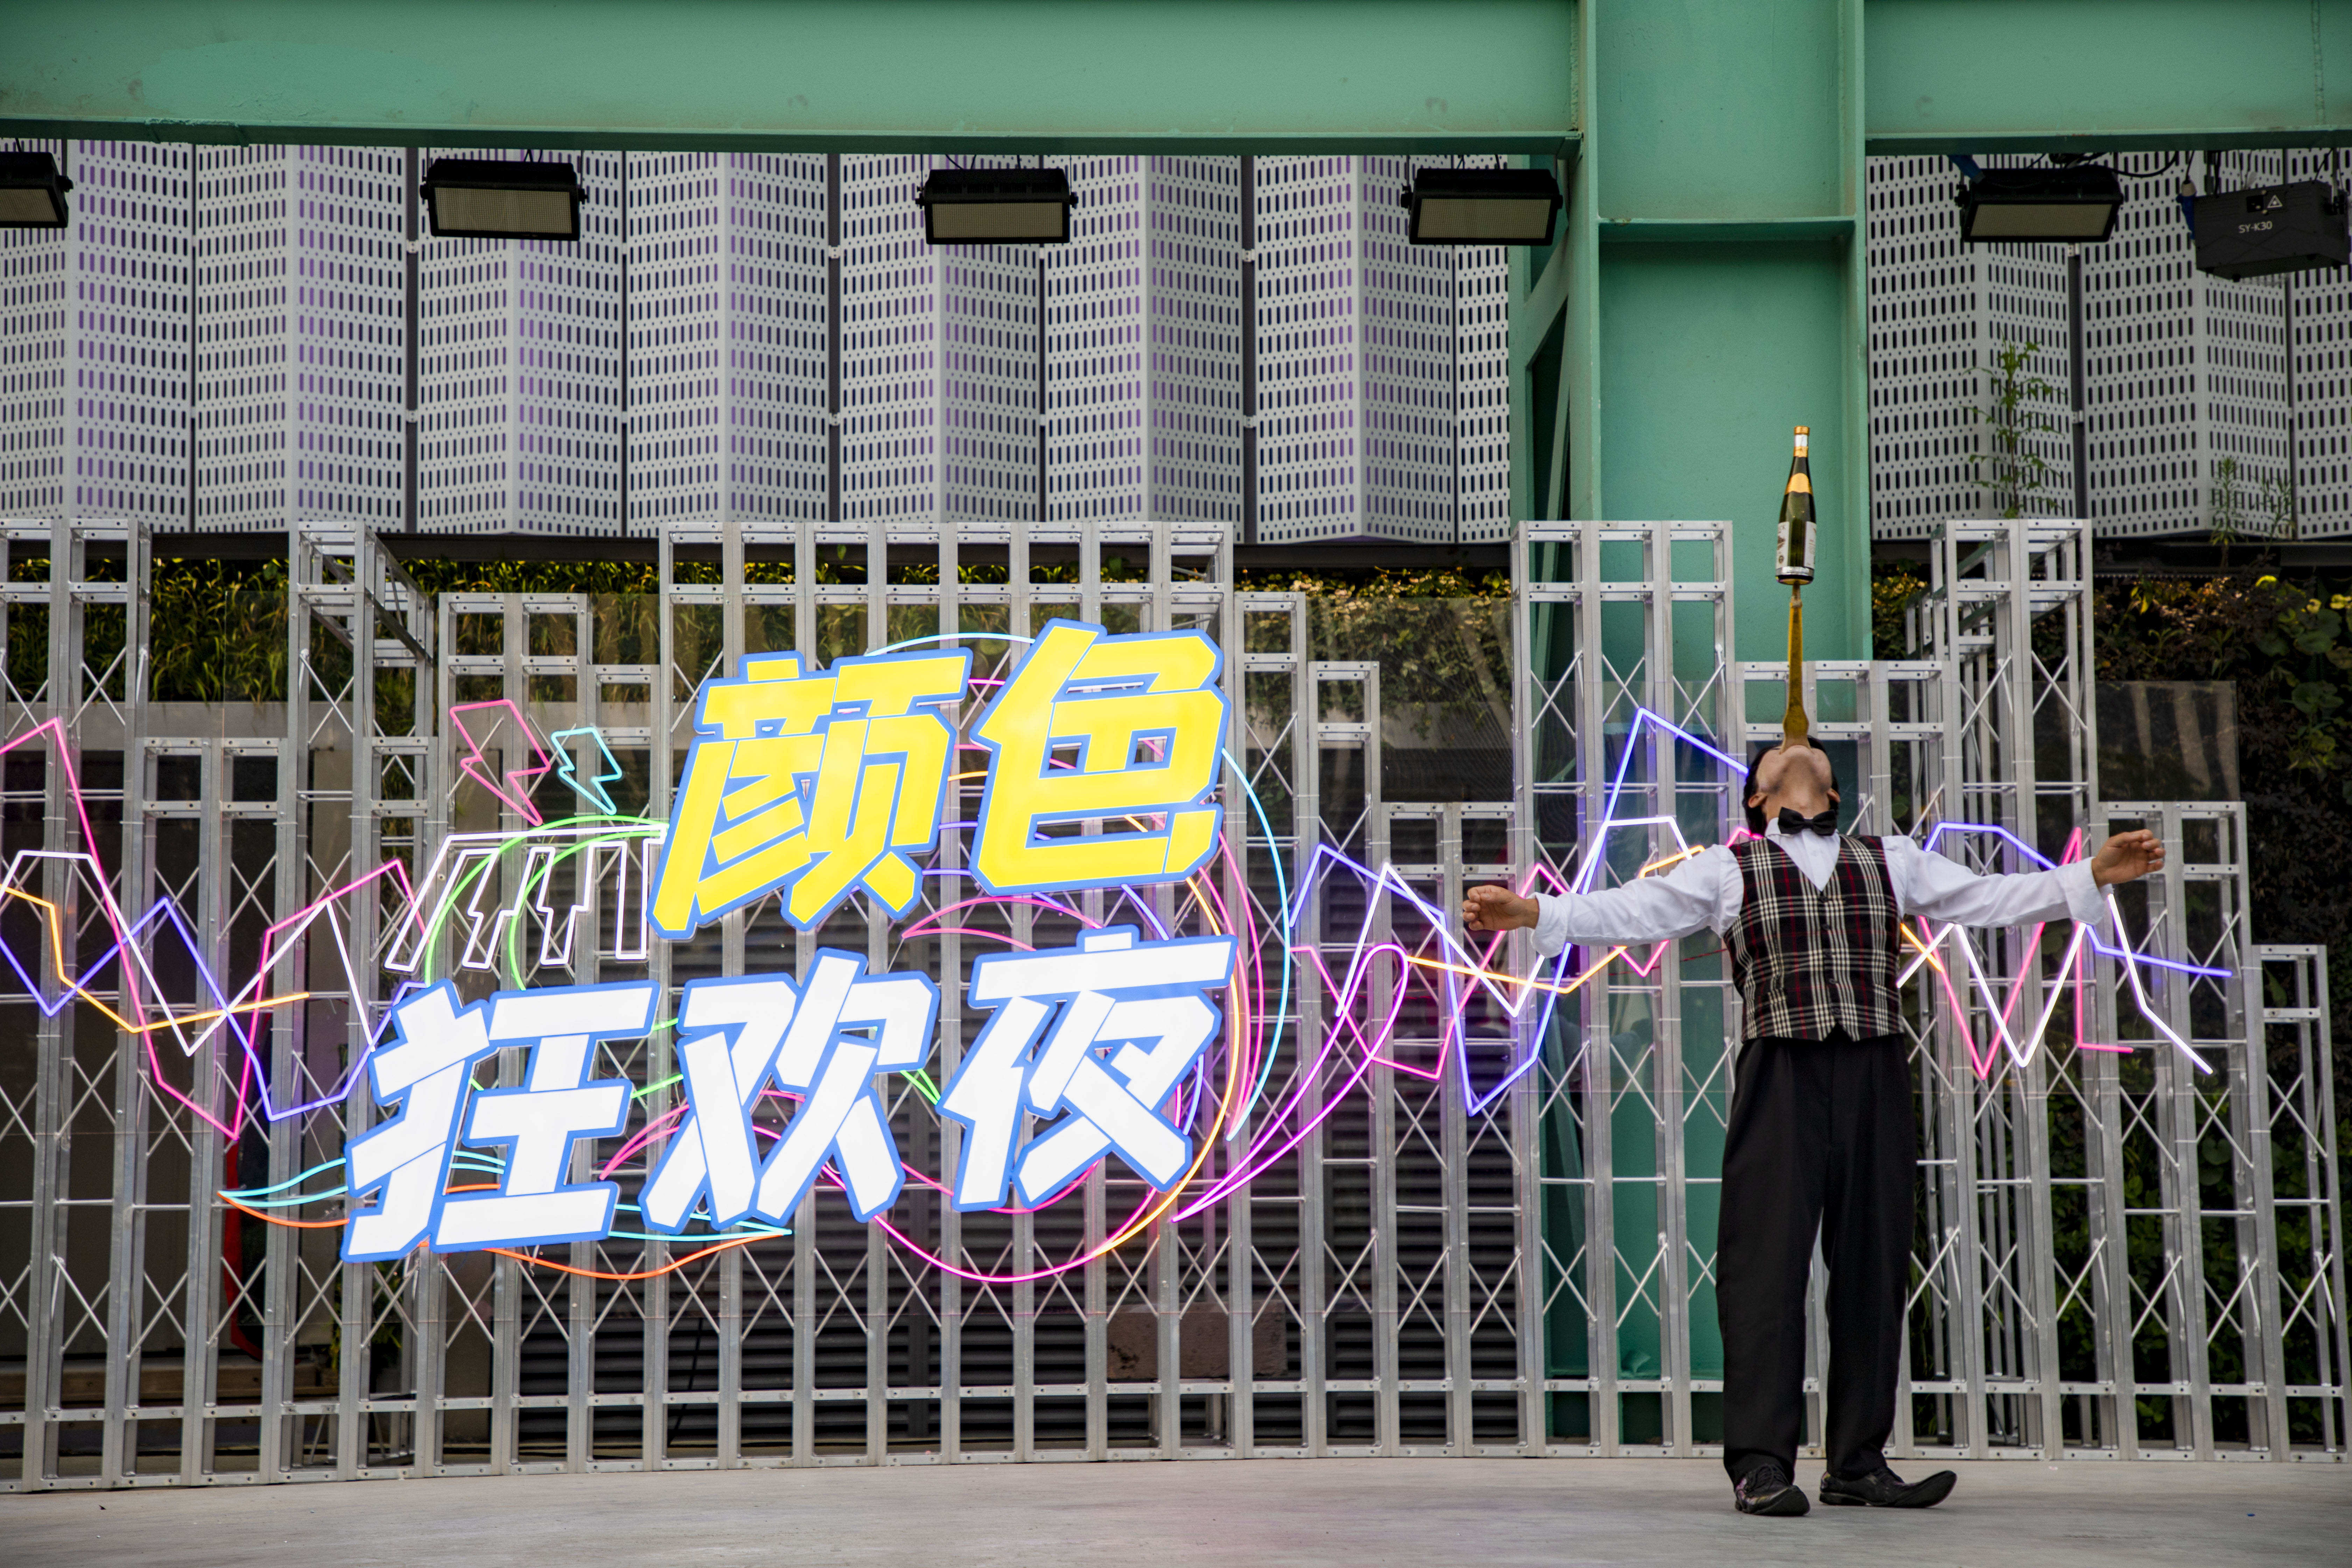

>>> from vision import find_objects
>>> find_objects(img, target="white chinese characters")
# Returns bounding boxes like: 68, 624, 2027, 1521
640, 952, 937, 1230
341, 931, 1230, 1259
344, 981, 654, 1261
940, 927, 1236, 1211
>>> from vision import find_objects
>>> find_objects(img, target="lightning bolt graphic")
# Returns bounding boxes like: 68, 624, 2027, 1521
549, 725, 625, 816
449, 699, 555, 825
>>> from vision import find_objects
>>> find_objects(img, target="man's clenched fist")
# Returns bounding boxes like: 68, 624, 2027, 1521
1462, 884, 1541, 934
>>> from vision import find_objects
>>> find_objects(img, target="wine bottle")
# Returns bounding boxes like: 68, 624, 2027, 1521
1774, 426, 1814, 586
1777, 426, 1813, 744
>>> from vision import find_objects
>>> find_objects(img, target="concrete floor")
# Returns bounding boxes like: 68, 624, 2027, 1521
3, 1457, 2346, 1567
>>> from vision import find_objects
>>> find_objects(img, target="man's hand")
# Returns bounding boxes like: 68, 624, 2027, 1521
1463, 884, 1541, 934
2091, 830, 2165, 887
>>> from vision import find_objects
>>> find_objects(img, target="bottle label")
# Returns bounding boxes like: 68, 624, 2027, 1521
1776, 516, 1814, 583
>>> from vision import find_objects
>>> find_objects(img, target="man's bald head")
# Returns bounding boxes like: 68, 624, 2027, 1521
1744, 740, 1839, 833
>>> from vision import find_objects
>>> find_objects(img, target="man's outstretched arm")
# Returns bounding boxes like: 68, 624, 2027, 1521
1889, 830, 2164, 929
1462, 849, 1733, 956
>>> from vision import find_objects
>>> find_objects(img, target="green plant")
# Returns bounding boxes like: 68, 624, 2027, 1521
1872, 561, 1928, 657
2253, 579, 2352, 794
148, 558, 293, 705
1971, 338, 2060, 519
2204, 461, 2295, 562
2210, 455, 2246, 561
1239, 565, 1514, 734
2260, 470, 2297, 545
2096, 567, 2352, 1256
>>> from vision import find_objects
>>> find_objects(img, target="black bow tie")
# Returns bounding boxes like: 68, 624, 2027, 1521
1778, 807, 1839, 837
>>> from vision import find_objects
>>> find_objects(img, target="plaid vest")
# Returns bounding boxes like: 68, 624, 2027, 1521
1725, 835, 1905, 1043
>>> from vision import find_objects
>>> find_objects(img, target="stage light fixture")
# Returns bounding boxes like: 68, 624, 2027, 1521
2192, 180, 2348, 280
419, 158, 586, 241
0, 152, 74, 229
915, 167, 1077, 245
1953, 163, 2123, 243
1399, 167, 1562, 245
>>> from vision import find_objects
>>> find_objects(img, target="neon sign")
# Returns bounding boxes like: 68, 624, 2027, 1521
0, 620, 2220, 1287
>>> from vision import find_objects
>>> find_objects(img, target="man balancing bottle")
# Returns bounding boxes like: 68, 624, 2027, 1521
1775, 426, 1814, 744
1462, 424, 2171, 1521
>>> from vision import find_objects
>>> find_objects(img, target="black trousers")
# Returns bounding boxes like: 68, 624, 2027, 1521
1716, 1030, 1914, 1483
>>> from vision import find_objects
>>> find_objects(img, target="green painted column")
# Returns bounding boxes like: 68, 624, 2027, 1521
1576, 0, 1870, 663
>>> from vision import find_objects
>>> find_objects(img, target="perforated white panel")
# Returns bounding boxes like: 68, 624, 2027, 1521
1141, 156, 1242, 525
1252, 155, 1366, 544
1866, 150, 2337, 543
2087, 151, 2291, 542
1456, 234, 1511, 545
417, 146, 559, 533
936, 157, 1038, 528
622, 151, 725, 531
0, 155, 72, 517
1, 141, 188, 523
1867, 153, 2072, 541
197, 144, 405, 530
2285, 149, 2351, 539
507, 153, 623, 534
1045, 154, 1235, 526
842, 154, 942, 526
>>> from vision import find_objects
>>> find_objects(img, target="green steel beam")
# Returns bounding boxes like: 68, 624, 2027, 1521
9, 0, 2337, 157
0, 0, 1578, 153
1866, 0, 2352, 154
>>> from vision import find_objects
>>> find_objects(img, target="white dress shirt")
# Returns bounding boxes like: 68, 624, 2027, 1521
1529, 818, 2107, 957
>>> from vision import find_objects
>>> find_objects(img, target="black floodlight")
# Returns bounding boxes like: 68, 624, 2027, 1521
1954, 164, 2123, 243
2193, 180, 2348, 280
915, 167, 1077, 245
0, 152, 74, 229
419, 158, 585, 241
1399, 167, 1563, 245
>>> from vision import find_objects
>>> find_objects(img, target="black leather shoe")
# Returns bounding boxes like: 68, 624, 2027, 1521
1819, 1465, 1956, 1508
1733, 1462, 1811, 1516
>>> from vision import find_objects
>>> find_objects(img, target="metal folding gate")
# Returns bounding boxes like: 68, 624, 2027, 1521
0, 516, 2340, 1487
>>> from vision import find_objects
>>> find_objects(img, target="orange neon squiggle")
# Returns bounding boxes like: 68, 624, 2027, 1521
223, 1193, 343, 1230
1638, 847, 1704, 878
1899, 918, 1950, 977
227, 1192, 771, 1280
484, 1238, 762, 1280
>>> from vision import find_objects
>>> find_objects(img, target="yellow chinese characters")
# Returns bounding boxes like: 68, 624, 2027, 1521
970, 620, 1226, 895
651, 648, 971, 934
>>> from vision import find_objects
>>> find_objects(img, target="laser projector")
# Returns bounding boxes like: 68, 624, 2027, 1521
2193, 180, 2348, 280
